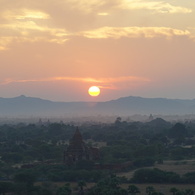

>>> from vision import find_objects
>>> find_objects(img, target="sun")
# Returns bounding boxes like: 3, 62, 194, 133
88, 86, 100, 97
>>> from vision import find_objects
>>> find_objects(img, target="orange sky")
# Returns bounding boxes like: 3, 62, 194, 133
0, 0, 195, 101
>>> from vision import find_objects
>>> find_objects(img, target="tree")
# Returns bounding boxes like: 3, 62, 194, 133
128, 185, 140, 195
1, 152, 23, 164
87, 175, 126, 195
175, 191, 185, 195
146, 186, 155, 195
183, 172, 195, 183
13, 172, 36, 195
13, 172, 36, 186
77, 180, 86, 195
119, 188, 128, 195
0, 182, 14, 195
38, 187, 53, 195
170, 187, 179, 195
151, 192, 164, 195
184, 189, 194, 195
115, 117, 122, 126
56, 183, 72, 195
169, 123, 187, 139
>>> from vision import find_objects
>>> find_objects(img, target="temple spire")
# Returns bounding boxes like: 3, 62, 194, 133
64, 127, 100, 165
72, 127, 82, 142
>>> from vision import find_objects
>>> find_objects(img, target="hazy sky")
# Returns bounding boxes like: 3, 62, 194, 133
0, 0, 195, 102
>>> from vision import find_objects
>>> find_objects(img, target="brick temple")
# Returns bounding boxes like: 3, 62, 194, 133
64, 128, 100, 165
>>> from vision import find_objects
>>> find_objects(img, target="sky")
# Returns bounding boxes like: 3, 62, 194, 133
0, 0, 195, 102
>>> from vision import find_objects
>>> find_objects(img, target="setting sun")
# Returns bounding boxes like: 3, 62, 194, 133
88, 86, 100, 97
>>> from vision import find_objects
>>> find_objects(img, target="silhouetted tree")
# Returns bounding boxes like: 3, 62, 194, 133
13, 171, 36, 195
169, 123, 187, 139
128, 184, 140, 195
0, 182, 14, 195
184, 189, 194, 195
146, 186, 155, 195
170, 187, 179, 195
56, 183, 72, 195
77, 180, 86, 195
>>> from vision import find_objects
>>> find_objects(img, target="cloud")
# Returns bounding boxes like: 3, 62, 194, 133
187, 27, 195, 41
0, 8, 70, 49
80, 26, 191, 39
2, 9, 50, 20
93, 76, 151, 89
64, 0, 192, 14
97, 12, 109, 16
0, 37, 13, 50
55, 0, 192, 14
0, 1, 193, 50
65, 0, 118, 14
118, 0, 192, 14
1, 76, 150, 89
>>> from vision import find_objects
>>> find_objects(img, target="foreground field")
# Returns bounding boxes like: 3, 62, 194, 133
121, 184, 195, 195
39, 182, 195, 195
117, 159, 195, 179
36, 159, 195, 194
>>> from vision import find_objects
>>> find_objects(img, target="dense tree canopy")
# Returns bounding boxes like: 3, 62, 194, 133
0, 118, 195, 186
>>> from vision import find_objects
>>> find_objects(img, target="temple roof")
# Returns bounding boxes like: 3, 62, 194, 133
72, 127, 82, 142
68, 127, 84, 150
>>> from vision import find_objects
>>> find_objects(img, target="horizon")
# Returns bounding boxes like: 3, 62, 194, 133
1, 94, 195, 120
1, 94, 195, 103
0, 1, 195, 102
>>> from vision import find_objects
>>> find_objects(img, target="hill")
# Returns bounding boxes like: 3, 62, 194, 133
0, 95, 195, 117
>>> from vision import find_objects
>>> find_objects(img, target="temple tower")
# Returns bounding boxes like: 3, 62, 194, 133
64, 128, 99, 165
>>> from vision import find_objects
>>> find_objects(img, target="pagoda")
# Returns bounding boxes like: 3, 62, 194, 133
64, 128, 100, 165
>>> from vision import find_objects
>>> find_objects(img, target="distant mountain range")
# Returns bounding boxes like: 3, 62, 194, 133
0, 95, 195, 117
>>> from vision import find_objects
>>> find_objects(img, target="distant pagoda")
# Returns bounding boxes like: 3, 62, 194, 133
64, 127, 100, 165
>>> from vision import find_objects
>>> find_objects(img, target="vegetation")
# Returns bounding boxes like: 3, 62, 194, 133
0, 117, 195, 194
